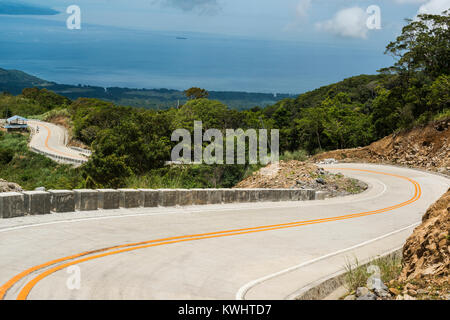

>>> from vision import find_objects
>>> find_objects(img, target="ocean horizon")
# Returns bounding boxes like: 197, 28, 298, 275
0, 16, 393, 94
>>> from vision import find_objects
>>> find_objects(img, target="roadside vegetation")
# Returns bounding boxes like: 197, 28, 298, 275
0, 131, 83, 190
0, 12, 448, 190
344, 255, 403, 294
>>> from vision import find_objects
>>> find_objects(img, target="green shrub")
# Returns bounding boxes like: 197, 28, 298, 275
0, 132, 83, 190
0, 146, 14, 164
280, 150, 309, 162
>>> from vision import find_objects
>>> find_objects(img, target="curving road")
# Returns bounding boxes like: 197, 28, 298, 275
0, 164, 448, 300
27, 120, 88, 165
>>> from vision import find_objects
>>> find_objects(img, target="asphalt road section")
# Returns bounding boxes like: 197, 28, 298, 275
0, 164, 448, 300
27, 120, 88, 164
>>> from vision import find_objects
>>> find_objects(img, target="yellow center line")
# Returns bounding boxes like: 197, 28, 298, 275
0, 169, 421, 300
31, 122, 86, 160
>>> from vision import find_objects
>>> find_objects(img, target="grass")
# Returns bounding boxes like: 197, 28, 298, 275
343, 253, 403, 293
345, 178, 365, 194
280, 150, 309, 162
0, 131, 84, 190
432, 109, 450, 121
125, 164, 259, 189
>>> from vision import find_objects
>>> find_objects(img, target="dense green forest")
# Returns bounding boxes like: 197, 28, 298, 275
1, 12, 449, 190
0, 69, 291, 110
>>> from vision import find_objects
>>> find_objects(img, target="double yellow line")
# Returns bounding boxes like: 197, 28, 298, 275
0, 168, 421, 300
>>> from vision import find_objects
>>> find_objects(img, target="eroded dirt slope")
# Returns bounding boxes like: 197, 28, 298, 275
400, 189, 449, 284
313, 119, 449, 174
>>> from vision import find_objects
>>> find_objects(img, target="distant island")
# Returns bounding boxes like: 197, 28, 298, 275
0, 68, 292, 110
176, 37, 188, 40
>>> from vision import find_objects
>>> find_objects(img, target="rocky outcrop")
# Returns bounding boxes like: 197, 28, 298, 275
0, 179, 23, 192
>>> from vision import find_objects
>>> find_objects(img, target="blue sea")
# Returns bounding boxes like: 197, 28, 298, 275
0, 16, 393, 94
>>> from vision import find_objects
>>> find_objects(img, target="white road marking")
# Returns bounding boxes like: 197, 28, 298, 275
235, 222, 419, 300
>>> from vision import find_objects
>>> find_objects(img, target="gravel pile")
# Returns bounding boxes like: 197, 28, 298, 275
235, 160, 367, 197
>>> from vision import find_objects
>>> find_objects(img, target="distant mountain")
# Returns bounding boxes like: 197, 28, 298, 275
0, 1, 59, 15
0, 68, 292, 110
0, 68, 53, 92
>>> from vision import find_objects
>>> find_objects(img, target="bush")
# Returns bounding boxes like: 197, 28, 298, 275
280, 150, 309, 162
0, 132, 83, 190
0, 146, 14, 164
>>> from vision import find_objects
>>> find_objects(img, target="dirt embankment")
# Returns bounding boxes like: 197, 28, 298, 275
341, 189, 449, 301
235, 160, 367, 197
313, 119, 449, 174
397, 189, 449, 293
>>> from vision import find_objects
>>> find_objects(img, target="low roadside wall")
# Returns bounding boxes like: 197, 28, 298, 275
0, 188, 321, 218
29, 146, 88, 165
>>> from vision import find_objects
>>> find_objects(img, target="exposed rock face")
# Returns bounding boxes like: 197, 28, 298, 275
0, 179, 23, 192
313, 119, 450, 174
399, 189, 449, 284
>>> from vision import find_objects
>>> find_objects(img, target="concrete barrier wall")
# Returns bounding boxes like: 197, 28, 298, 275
30, 146, 87, 165
0, 188, 318, 219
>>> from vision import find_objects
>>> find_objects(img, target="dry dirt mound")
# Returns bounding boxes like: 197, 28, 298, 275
235, 160, 367, 197
0, 179, 22, 193
313, 119, 449, 174
399, 189, 449, 284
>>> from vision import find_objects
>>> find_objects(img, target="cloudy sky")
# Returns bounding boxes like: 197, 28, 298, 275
1, 0, 449, 41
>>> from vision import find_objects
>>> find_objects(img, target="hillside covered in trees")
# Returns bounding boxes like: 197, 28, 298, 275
0, 68, 291, 110
0, 11, 448, 190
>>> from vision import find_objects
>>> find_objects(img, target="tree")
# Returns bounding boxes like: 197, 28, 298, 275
427, 75, 450, 113
371, 87, 402, 137
383, 11, 450, 80
82, 153, 132, 188
22, 87, 71, 109
184, 87, 209, 100
295, 106, 325, 153
173, 98, 232, 132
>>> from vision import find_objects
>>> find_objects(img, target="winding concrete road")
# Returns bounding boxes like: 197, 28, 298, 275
0, 164, 448, 300
27, 120, 88, 165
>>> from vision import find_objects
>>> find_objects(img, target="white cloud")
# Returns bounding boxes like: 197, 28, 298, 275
296, 0, 312, 18
417, 0, 450, 14
392, 0, 449, 15
316, 7, 369, 39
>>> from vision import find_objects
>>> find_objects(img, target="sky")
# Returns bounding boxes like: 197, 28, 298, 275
3, 0, 448, 40
0, 0, 449, 93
